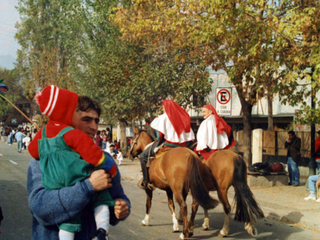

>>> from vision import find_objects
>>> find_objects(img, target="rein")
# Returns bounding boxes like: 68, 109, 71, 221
129, 132, 141, 158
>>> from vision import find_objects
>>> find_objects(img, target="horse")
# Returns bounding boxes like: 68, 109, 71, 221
128, 130, 219, 240
130, 129, 264, 238
199, 149, 265, 237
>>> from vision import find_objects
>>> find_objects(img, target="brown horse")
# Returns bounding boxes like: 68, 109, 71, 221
200, 150, 264, 237
129, 130, 219, 240
130, 130, 264, 238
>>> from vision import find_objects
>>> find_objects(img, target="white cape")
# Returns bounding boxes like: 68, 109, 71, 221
196, 115, 229, 151
151, 113, 195, 143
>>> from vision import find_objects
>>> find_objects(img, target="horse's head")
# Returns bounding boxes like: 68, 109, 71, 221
128, 130, 153, 160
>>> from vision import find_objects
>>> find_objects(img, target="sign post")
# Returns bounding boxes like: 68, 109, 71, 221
216, 87, 232, 116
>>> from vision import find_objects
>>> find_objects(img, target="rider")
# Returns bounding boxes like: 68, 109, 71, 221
138, 100, 195, 189
195, 104, 235, 160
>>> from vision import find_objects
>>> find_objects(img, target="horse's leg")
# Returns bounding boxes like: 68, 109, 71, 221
173, 192, 189, 240
216, 188, 231, 238
187, 198, 199, 237
202, 208, 210, 230
166, 189, 179, 232
244, 222, 258, 237
141, 188, 153, 226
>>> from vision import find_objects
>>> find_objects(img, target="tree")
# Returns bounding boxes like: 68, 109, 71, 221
0, 68, 23, 116
115, 0, 311, 165
15, 0, 76, 99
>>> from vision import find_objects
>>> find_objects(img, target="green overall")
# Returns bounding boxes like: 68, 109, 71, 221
39, 126, 115, 232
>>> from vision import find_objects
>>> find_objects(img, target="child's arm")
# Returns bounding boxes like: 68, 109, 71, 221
64, 129, 117, 176
28, 128, 44, 160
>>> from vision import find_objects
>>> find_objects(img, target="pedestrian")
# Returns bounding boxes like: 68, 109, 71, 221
102, 131, 107, 150
8, 129, 14, 145
195, 104, 235, 159
23, 133, 31, 149
304, 174, 320, 202
138, 100, 195, 189
116, 149, 123, 166
314, 130, 320, 172
106, 128, 112, 142
95, 130, 102, 149
27, 94, 130, 240
285, 130, 302, 186
15, 128, 25, 153
106, 144, 117, 159
28, 86, 119, 240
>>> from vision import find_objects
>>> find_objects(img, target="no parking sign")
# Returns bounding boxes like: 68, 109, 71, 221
216, 88, 232, 116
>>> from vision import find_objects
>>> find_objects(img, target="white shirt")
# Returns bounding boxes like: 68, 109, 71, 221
150, 113, 195, 143
117, 151, 123, 161
196, 115, 229, 151
23, 136, 31, 147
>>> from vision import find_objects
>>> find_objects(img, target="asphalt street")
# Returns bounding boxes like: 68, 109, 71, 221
0, 140, 319, 239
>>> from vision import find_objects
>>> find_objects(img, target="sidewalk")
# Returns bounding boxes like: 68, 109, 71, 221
117, 157, 320, 232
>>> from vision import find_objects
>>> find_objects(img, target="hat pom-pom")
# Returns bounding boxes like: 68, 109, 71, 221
34, 91, 42, 105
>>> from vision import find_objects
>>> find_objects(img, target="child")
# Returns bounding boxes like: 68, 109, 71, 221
117, 149, 123, 166
28, 85, 116, 240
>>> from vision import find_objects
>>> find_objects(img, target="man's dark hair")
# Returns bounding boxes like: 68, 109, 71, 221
97, 130, 101, 135
106, 128, 110, 131
145, 119, 151, 124
78, 96, 101, 117
288, 130, 295, 136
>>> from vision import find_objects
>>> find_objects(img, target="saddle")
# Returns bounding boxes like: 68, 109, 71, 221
146, 144, 172, 167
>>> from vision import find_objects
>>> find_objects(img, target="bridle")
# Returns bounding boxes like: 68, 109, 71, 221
129, 132, 141, 158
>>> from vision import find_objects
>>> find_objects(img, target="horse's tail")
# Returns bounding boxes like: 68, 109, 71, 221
233, 155, 264, 222
187, 153, 219, 210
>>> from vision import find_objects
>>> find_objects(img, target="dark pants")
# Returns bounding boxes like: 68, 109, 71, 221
138, 141, 159, 185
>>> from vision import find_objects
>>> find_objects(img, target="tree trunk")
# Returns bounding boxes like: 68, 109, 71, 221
267, 92, 273, 131
119, 120, 128, 156
242, 102, 253, 166
235, 83, 253, 166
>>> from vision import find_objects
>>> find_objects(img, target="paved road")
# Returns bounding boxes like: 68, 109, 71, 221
0, 140, 319, 239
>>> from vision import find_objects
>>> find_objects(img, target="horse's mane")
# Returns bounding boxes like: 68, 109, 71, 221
137, 128, 155, 142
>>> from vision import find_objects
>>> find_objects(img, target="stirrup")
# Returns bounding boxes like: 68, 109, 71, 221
147, 182, 156, 191
137, 178, 145, 189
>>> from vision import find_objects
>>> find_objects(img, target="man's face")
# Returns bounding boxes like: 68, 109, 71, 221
202, 108, 212, 119
71, 107, 100, 139
288, 133, 294, 140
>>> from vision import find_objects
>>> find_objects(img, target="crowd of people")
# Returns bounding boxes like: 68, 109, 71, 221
1, 126, 33, 152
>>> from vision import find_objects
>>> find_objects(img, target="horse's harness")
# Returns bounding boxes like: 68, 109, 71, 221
130, 132, 159, 167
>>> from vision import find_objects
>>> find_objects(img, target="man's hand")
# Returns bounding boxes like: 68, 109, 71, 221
114, 199, 129, 219
316, 176, 320, 188
88, 170, 112, 191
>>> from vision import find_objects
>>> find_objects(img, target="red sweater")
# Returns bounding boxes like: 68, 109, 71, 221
29, 120, 116, 175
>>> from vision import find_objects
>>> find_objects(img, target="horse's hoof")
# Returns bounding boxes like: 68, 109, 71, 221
218, 229, 228, 238
248, 227, 258, 236
141, 220, 149, 226
178, 233, 185, 240
202, 225, 209, 231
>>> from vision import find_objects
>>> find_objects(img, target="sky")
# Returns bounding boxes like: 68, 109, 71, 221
0, 0, 20, 59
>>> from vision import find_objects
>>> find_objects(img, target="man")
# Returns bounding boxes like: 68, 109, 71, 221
314, 130, 320, 172
285, 130, 301, 186
27, 96, 130, 240
304, 174, 320, 202
138, 100, 195, 189
15, 128, 25, 153
195, 104, 235, 160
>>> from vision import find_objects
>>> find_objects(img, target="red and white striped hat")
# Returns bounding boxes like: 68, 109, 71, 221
35, 85, 78, 125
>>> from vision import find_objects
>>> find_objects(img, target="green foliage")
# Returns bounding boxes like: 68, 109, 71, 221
0, 68, 23, 116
